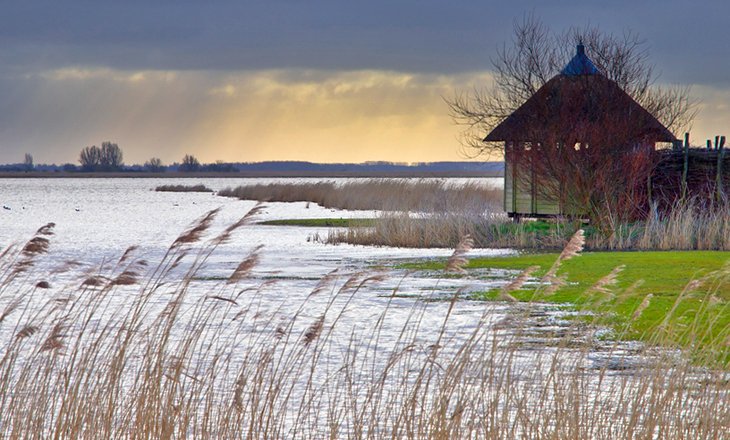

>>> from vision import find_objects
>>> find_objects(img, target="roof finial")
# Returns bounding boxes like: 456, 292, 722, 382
561, 40, 600, 76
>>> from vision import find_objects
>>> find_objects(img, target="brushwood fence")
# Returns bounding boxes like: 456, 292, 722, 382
651, 146, 729, 209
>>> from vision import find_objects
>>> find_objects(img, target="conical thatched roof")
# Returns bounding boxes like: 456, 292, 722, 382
484, 45, 676, 143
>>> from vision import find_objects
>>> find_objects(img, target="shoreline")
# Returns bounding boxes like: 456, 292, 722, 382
0, 170, 504, 178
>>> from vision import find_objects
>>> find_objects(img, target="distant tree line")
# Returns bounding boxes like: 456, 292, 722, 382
72, 146, 234, 173
0, 145, 504, 175
79, 142, 124, 171
144, 157, 164, 172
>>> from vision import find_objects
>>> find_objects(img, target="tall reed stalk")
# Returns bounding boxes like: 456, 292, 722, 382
0, 213, 726, 438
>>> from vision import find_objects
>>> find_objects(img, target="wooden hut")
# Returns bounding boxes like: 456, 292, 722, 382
485, 44, 677, 219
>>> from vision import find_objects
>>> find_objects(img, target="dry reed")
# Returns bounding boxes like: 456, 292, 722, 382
0, 215, 726, 439
326, 198, 730, 251
498, 265, 539, 302
219, 179, 503, 213
445, 235, 474, 274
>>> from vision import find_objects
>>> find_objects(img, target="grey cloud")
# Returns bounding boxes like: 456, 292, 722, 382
11, 0, 730, 82
2, 1, 728, 85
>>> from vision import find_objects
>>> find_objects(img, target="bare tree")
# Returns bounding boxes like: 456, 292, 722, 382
179, 154, 200, 172
79, 145, 102, 171
79, 142, 124, 171
447, 16, 697, 157
23, 153, 33, 171
99, 142, 124, 171
144, 157, 164, 172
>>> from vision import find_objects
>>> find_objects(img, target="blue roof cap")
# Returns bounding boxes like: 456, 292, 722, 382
561, 43, 600, 76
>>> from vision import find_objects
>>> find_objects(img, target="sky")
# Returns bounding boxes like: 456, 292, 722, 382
1, 1, 729, 165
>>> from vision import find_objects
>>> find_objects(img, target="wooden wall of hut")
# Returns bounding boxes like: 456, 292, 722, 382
504, 144, 728, 219
504, 159, 561, 217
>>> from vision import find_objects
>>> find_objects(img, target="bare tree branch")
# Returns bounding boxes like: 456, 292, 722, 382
447, 16, 697, 157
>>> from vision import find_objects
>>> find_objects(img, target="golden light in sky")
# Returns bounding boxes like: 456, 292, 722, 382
191, 70, 496, 164
8, 68, 493, 164
1, 66, 727, 165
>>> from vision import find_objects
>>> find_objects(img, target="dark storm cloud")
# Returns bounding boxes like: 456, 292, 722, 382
1, 0, 728, 85
0, 1, 485, 72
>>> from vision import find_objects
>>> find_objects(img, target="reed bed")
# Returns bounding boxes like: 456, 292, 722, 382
322, 211, 575, 249
601, 201, 730, 250
220, 180, 730, 250
155, 184, 214, 192
0, 214, 727, 438
325, 200, 730, 250
581, 200, 730, 250
218, 179, 503, 213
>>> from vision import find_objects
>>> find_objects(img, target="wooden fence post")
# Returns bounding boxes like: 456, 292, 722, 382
681, 141, 689, 200
717, 142, 725, 202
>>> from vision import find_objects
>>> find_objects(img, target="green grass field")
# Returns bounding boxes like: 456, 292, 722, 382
403, 251, 730, 366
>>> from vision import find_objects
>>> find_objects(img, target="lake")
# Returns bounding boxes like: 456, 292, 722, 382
0, 177, 504, 263
0, 176, 522, 364
0, 177, 713, 438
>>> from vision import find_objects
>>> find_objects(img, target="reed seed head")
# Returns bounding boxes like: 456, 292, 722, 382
16, 325, 38, 339
111, 270, 139, 286
172, 208, 220, 247
303, 315, 324, 346
446, 234, 473, 274
227, 245, 263, 284
588, 264, 625, 295
632, 294, 654, 321
501, 265, 539, 295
